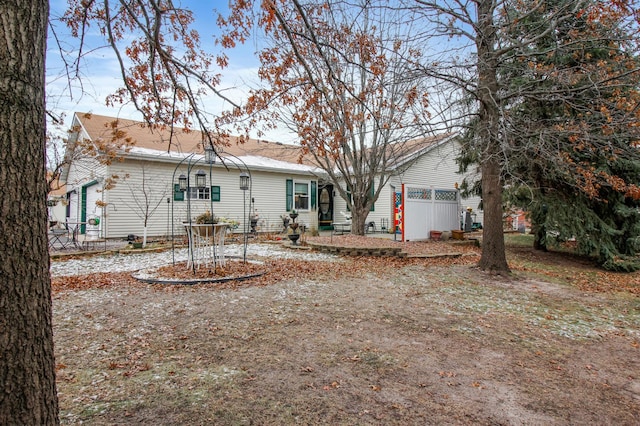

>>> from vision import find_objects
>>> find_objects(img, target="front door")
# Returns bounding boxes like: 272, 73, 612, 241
318, 184, 334, 229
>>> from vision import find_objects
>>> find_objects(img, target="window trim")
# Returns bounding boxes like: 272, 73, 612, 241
294, 180, 311, 211
187, 186, 210, 200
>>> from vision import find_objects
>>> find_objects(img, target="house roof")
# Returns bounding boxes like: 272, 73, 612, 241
73, 112, 306, 166
69, 112, 456, 176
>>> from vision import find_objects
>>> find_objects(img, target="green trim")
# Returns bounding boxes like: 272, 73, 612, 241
311, 181, 317, 209
286, 179, 293, 211
80, 180, 99, 234
370, 184, 375, 212
173, 183, 184, 201
211, 185, 221, 202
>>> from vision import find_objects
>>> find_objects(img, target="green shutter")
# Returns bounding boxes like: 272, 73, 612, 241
311, 181, 317, 209
80, 185, 87, 234
211, 186, 220, 202
286, 179, 293, 211
370, 184, 375, 212
173, 184, 184, 201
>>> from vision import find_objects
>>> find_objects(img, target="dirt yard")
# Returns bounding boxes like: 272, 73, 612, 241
52, 236, 640, 425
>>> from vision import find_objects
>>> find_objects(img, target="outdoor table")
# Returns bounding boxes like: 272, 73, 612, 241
48, 228, 70, 250
65, 222, 88, 250
333, 222, 351, 235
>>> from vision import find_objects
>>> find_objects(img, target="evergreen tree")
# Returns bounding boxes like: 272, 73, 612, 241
499, 0, 640, 270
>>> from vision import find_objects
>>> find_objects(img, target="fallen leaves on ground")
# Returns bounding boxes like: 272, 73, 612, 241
52, 250, 478, 295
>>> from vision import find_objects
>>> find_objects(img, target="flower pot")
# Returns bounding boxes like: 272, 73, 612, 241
430, 230, 443, 241
194, 224, 214, 237
451, 230, 465, 240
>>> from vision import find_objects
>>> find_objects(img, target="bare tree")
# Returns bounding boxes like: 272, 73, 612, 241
400, 0, 640, 273
221, 0, 433, 234
117, 164, 168, 247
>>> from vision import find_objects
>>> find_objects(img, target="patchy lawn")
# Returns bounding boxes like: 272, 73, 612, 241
52, 237, 640, 425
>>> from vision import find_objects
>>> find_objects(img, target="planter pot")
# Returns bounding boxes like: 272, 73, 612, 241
194, 224, 215, 236
430, 230, 443, 241
288, 233, 300, 245
451, 230, 465, 240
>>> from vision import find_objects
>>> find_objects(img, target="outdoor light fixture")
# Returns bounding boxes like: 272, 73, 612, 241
204, 144, 215, 164
195, 169, 206, 188
239, 171, 250, 191
178, 174, 187, 191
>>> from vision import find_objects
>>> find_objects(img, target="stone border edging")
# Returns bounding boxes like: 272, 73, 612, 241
306, 242, 403, 257
132, 270, 265, 285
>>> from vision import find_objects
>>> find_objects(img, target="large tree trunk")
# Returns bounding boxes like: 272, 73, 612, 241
350, 207, 368, 236
0, 1, 59, 424
475, 0, 510, 274
478, 155, 509, 272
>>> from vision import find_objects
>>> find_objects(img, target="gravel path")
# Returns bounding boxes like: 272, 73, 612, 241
50, 243, 340, 277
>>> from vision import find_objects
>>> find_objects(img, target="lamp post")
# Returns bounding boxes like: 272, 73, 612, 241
218, 152, 252, 263
239, 171, 251, 263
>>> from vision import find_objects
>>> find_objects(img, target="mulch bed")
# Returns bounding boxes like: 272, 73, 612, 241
305, 234, 480, 257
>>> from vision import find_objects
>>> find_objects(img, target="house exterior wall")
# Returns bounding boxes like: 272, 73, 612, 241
396, 140, 484, 228
64, 154, 107, 227
331, 180, 396, 233
102, 157, 320, 239
330, 140, 483, 234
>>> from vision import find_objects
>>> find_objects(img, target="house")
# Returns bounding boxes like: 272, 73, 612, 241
330, 134, 484, 240
61, 112, 482, 241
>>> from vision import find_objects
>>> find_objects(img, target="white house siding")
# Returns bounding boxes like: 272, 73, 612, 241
329, 179, 396, 233
64, 155, 107, 229
396, 140, 483, 228
104, 159, 172, 239
330, 140, 483, 235
102, 158, 319, 239
399, 139, 462, 189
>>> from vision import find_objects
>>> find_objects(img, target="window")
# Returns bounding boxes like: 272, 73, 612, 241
188, 187, 210, 200
174, 185, 220, 202
295, 182, 309, 210
286, 179, 316, 211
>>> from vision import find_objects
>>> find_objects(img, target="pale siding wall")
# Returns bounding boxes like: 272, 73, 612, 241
330, 181, 394, 232
400, 140, 461, 188
65, 154, 107, 224
103, 159, 173, 239
398, 141, 484, 227
332, 188, 349, 223
103, 158, 320, 239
